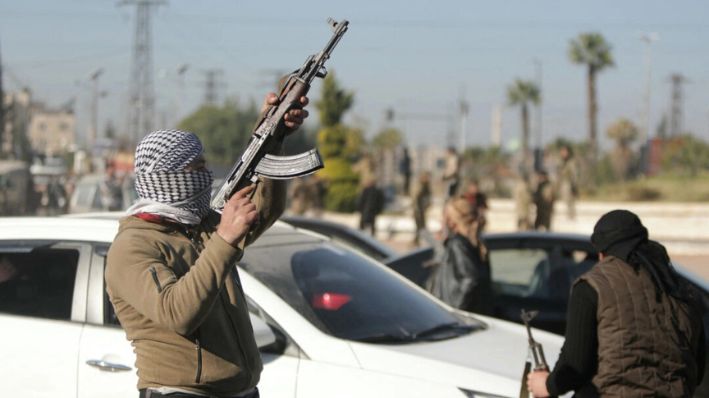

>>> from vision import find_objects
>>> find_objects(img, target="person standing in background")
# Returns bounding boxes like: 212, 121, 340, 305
463, 179, 488, 233
442, 147, 460, 199
399, 146, 412, 196
308, 174, 327, 217
426, 197, 492, 315
514, 172, 533, 230
556, 144, 579, 220
533, 169, 554, 231
288, 177, 311, 215
411, 172, 432, 246
357, 177, 385, 236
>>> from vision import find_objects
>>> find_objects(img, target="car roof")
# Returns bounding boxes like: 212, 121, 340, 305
280, 215, 398, 259
0, 217, 326, 247
0, 217, 120, 242
483, 231, 591, 242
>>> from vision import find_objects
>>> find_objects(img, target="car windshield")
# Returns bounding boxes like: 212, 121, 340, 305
240, 235, 482, 343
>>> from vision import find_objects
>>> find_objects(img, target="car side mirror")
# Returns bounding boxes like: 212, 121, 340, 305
249, 312, 277, 349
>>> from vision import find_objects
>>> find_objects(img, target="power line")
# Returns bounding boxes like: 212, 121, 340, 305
203, 69, 224, 106
119, 0, 166, 143
668, 73, 688, 137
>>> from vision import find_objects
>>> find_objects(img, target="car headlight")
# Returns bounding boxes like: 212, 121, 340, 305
458, 387, 512, 398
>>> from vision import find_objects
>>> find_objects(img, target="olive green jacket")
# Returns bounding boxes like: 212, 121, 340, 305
105, 178, 285, 396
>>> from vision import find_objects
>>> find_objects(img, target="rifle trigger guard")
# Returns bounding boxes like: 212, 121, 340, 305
253, 148, 324, 180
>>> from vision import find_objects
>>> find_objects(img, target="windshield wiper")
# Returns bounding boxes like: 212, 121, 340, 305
354, 322, 479, 344
411, 322, 477, 340
354, 333, 416, 344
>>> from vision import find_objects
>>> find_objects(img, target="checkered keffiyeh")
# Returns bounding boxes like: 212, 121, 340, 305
128, 129, 214, 224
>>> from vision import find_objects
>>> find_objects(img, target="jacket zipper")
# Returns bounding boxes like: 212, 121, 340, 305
221, 289, 253, 378
181, 225, 252, 382
195, 336, 202, 383
178, 226, 205, 384
148, 266, 163, 293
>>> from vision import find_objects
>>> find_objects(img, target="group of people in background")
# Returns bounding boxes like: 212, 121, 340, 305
515, 144, 579, 231
287, 174, 326, 218
411, 146, 494, 316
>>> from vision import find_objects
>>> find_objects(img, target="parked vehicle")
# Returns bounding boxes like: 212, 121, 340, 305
68, 173, 137, 213
0, 160, 32, 215
0, 217, 565, 398
280, 215, 398, 261
386, 231, 709, 397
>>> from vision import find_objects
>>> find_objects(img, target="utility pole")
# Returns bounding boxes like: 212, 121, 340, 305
174, 63, 188, 127
0, 38, 5, 158
490, 105, 502, 147
668, 73, 687, 137
533, 58, 543, 149
640, 33, 659, 144
119, 0, 165, 144
203, 69, 224, 106
88, 68, 104, 151
459, 98, 469, 150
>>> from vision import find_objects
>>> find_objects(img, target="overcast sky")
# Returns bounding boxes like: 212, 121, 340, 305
1, 0, 708, 150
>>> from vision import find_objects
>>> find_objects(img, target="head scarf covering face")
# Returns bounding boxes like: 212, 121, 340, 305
591, 209, 692, 302
591, 209, 648, 262
129, 129, 213, 224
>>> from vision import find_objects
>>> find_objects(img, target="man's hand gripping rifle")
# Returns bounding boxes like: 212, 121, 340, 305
211, 18, 349, 211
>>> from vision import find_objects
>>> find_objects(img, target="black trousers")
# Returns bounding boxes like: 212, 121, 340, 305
139, 388, 259, 398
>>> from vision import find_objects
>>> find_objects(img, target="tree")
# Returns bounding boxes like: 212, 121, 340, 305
314, 72, 360, 212
661, 134, 709, 177
507, 79, 540, 170
177, 99, 259, 166
606, 118, 639, 180
371, 127, 403, 151
569, 32, 614, 159
315, 71, 354, 128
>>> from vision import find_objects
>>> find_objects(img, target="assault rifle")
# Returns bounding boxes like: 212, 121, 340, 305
519, 309, 551, 398
211, 18, 349, 211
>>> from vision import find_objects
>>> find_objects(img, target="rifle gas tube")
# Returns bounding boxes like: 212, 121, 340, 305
211, 18, 349, 211
519, 309, 552, 398
521, 309, 549, 371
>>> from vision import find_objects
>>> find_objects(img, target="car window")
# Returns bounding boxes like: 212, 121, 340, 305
489, 244, 597, 300
0, 248, 79, 320
241, 242, 476, 342
74, 182, 97, 209
489, 248, 549, 297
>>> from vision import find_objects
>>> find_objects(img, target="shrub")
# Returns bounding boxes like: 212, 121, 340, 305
318, 157, 359, 212
625, 185, 661, 201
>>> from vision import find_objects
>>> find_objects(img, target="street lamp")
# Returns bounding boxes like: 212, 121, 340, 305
89, 68, 104, 151
175, 64, 189, 127
639, 32, 659, 143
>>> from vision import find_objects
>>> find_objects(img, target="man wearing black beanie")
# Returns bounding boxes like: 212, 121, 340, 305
527, 209, 705, 397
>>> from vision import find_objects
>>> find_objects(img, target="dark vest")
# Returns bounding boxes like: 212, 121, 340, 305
579, 256, 700, 397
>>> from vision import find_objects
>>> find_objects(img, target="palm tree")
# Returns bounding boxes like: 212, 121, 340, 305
507, 79, 541, 170
569, 32, 614, 159
606, 118, 639, 180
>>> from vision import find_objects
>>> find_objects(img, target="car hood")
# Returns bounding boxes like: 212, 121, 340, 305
348, 314, 564, 397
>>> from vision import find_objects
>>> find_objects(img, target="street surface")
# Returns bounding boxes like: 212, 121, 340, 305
316, 198, 709, 282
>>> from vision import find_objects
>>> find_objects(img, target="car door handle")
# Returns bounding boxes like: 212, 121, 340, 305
86, 359, 132, 372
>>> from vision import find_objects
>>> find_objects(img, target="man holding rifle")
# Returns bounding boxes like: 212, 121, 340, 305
527, 210, 705, 397
105, 93, 308, 398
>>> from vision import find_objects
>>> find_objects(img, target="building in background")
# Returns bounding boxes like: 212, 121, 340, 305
27, 103, 75, 157
3, 88, 76, 159
2, 88, 32, 159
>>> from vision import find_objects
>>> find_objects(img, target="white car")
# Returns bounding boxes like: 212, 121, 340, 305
0, 217, 564, 398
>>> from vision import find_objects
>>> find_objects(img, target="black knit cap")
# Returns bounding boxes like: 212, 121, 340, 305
590, 209, 648, 261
